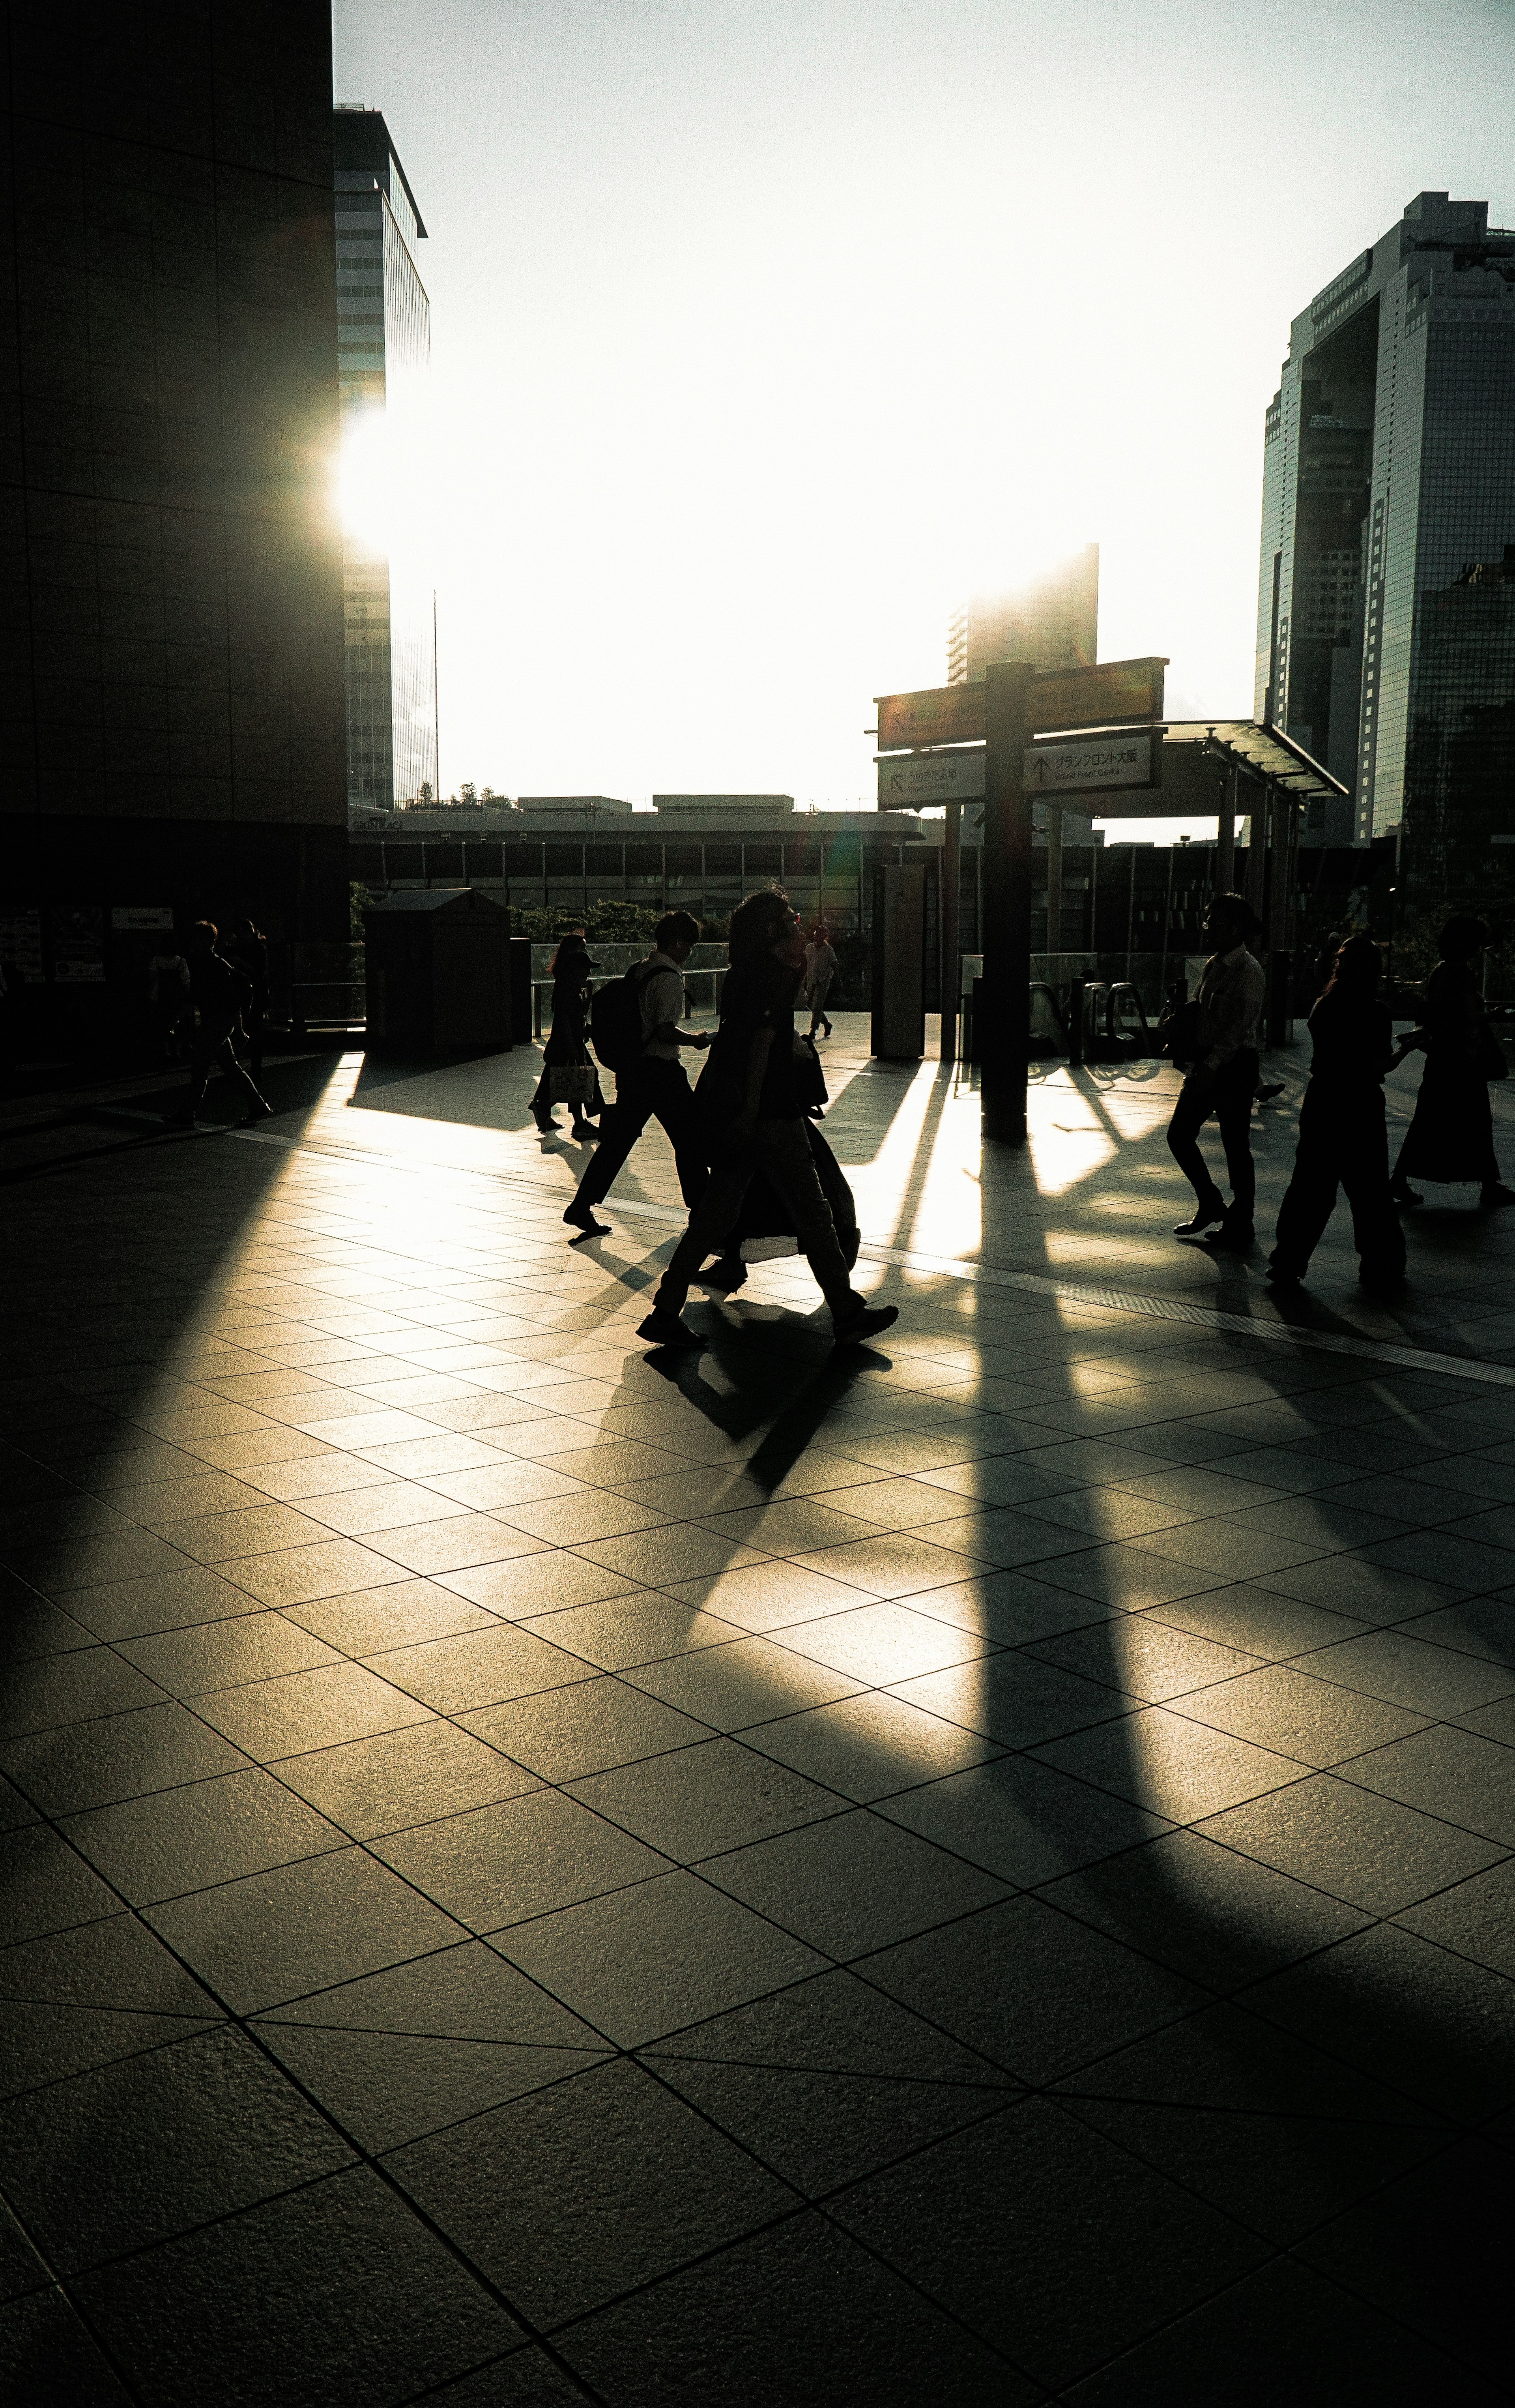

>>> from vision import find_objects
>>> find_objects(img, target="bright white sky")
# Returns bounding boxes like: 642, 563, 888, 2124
333, 0, 1512, 828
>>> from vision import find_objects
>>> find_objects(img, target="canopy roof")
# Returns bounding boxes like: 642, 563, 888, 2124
1163, 721, 1348, 803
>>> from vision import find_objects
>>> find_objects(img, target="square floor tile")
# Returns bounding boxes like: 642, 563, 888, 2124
73, 2166, 518, 2405
59, 1767, 343, 1904
877, 1755, 1171, 1887
52, 1565, 271, 1642
700, 1810, 1010, 1958
282, 1579, 499, 1654
255, 2019, 606, 2153
557, 2210, 1023, 2406
439, 1551, 640, 1618
0, 1700, 252, 1815
145, 1847, 466, 2013
494, 1868, 826, 2047
518, 1594, 741, 1672
366, 1623, 593, 1714
1339, 1723, 1515, 1845
831, 2097, 1262, 2390
860, 1894, 1208, 2083
116, 1611, 340, 1698
254, 1937, 602, 2047
623, 1633, 866, 1730
741, 1689, 1003, 1802
0, 2024, 352, 2275
1035, 1617, 1262, 1704
1169, 1664, 1431, 1769
216, 1538, 413, 1610
388, 2056, 793, 2325
0, 1825, 121, 1947
658, 1560, 873, 1635
1037, 1827, 1369, 1995
463, 1676, 713, 1781
191, 1661, 430, 1760
1035, 1706, 1305, 1823
773, 1599, 993, 1687
1197, 1773, 1506, 1915
273, 1719, 541, 1841
567, 1736, 844, 1860
0, 1648, 166, 1740
1304, 1629, 1515, 1718
372, 1789, 665, 1932
889, 1652, 1135, 1750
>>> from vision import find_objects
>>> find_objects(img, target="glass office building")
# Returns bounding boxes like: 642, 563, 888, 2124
1257, 193, 1515, 889
334, 108, 435, 810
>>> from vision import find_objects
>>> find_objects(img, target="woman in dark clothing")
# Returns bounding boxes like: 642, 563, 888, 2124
1391, 916, 1515, 1209
1268, 935, 1408, 1293
530, 932, 604, 1140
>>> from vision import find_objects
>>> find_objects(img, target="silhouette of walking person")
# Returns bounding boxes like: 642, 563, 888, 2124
637, 890, 896, 1350
171, 923, 271, 1126
1267, 934, 1408, 1294
1391, 915, 1515, 1210
562, 911, 710, 1237
531, 931, 604, 1141
1166, 892, 1266, 1252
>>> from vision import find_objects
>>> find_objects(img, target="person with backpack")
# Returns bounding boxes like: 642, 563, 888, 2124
170, 921, 272, 1126
562, 911, 710, 1237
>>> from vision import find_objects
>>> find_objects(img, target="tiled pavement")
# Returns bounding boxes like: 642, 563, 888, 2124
2, 1026, 1515, 2402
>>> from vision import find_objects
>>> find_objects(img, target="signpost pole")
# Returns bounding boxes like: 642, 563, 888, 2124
940, 798, 961, 1065
981, 660, 1034, 1143
1044, 803, 1064, 975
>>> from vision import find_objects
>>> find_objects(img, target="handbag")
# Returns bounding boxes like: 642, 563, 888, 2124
549, 1063, 597, 1103
1163, 998, 1206, 1069
1476, 1025, 1509, 1083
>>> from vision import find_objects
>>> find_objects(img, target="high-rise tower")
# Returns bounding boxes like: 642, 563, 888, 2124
947, 546, 1099, 684
333, 107, 434, 810
1257, 193, 1515, 884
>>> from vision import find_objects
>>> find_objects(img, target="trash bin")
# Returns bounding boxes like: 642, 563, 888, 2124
362, 889, 512, 1050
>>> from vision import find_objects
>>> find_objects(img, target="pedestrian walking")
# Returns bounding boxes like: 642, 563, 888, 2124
1391, 915, 1515, 1209
802, 923, 838, 1038
562, 912, 710, 1236
1166, 892, 1266, 1251
223, 917, 269, 1083
1268, 935, 1408, 1294
170, 922, 271, 1125
702, 1032, 859, 1292
531, 931, 604, 1140
147, 945, 191, 1061
636, 890, 897, 1348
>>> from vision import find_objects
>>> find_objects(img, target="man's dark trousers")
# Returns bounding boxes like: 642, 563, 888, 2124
572, 1058, 707, 1211
1167, 1048, 1259, 1222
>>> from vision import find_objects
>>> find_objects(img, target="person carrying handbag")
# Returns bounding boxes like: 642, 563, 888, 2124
531, 931, 604, 1140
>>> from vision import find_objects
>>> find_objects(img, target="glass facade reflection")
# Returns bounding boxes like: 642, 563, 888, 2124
1257, 193, 1515, 896
334, 108, 435, 811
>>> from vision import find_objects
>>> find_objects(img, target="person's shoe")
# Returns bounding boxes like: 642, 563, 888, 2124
1481, 1183, 1515, 1209
571, 1120, 599, 1142
533, 1110, 559, 1133
1255, 1080, 1285, 1104
1174, 1197, 1227, 1236
833, 1302, 899, 1345
636, 1306, 701, 1346
563, 1201, 611, 1237
1391, 1179, 1423, 1207
701, 1256, 748, 1292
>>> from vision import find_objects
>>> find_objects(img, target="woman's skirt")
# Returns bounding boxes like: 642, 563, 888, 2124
1395, 1059, 1499, 1185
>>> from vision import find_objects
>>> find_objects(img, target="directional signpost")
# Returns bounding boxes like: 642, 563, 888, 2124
873, 655, 1167, 1134
877, 749, 986, 809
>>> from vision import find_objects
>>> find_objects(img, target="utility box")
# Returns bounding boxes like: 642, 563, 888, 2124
363, 889, 512, 1050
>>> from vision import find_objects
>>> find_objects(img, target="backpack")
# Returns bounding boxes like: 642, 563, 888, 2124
589, 962, 656, 1073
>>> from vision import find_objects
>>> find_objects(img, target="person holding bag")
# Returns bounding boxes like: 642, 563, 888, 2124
530, 931, 604, 1141
1267, 935, 1408, 1293
1390, 915, 1515, 1209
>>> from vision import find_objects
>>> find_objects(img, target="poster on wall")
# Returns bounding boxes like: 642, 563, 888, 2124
111, 906, 175, 932
0, 908, 44, 981
50, 906, 107, 982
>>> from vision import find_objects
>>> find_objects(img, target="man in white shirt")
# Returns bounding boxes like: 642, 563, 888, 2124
564, 911, 711, 1236
1167, 892, 1267, 1250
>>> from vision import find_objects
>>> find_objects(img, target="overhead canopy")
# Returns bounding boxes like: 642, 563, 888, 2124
1163, 721, 1348, 803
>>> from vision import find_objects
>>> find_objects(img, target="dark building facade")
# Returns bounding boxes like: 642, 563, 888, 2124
1, 3, 348, 1050
1257, 192, 1515, 897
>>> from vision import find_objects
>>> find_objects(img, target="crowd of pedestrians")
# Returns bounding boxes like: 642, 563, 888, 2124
1164, 894, 1512, 1295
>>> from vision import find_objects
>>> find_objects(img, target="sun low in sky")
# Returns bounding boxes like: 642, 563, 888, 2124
333, 0, 1511, 807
